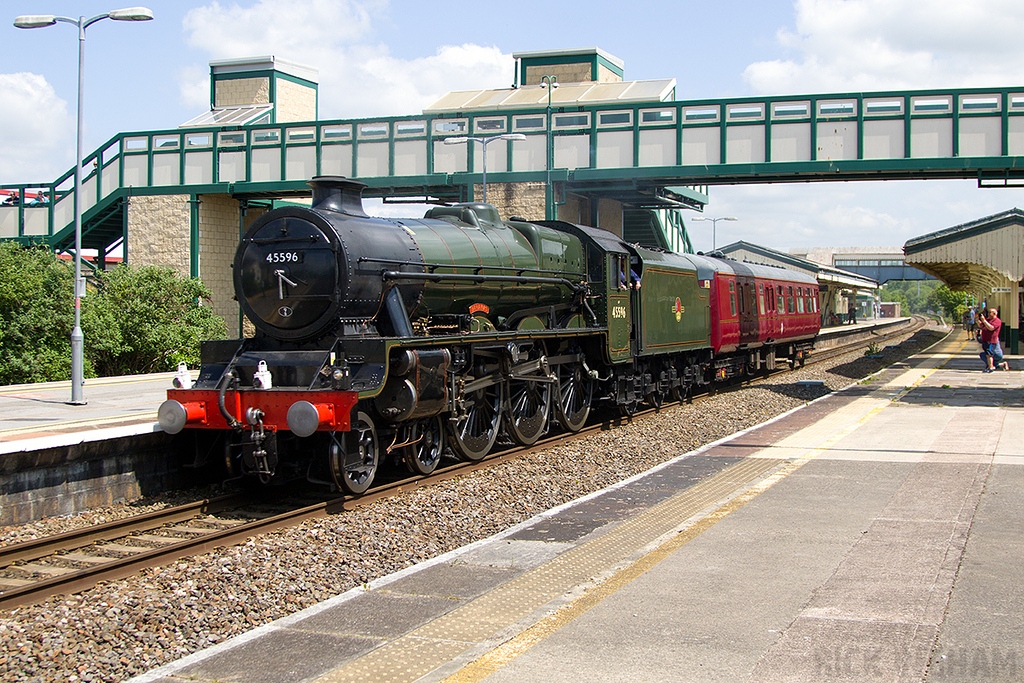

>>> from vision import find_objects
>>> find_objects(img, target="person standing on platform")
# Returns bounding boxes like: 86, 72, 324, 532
977, 308, 1004, 372
965, 307, 976, 339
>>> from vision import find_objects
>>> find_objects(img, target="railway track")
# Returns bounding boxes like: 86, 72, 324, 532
0, 317, 927, 611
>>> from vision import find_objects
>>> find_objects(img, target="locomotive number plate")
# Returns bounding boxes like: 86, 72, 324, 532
266, 251, 304, 264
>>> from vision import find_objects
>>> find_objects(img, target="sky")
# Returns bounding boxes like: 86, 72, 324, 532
3, 0, 1024, 253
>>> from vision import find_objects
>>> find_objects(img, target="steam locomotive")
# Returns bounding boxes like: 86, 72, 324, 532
158, 176, 820, 493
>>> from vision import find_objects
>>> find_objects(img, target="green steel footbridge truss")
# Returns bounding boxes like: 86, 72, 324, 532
3, 85, 1024, 273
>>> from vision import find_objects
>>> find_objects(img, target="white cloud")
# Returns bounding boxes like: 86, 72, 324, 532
745, 0, 1024, 93
0, 73, 73, 183
180, 0, 511, 118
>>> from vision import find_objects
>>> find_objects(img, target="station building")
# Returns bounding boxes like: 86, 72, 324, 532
904, 209, 1023, 353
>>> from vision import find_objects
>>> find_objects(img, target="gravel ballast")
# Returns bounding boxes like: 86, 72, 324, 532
0, 326, 946, 682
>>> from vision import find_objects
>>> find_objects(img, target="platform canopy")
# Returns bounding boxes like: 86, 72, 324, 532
904, 208, 1023, 351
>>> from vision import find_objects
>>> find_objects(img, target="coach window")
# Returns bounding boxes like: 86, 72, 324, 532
758, 284, 766, 314
787, 286, 795, 313
738, 283, 745, 314
796, 287, 805, 313
729, 281, 737, 316
751, 286, 758, 314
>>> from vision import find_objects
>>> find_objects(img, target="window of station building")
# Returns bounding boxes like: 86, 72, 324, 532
286, 127, 316, 143
513, 115, 546, 132
217, 131, 245, 147
153, 135, 179, 149
186, 133, 212, 147
818, 100, 857, 119
771, 101, 810, 120
911, 95, 952, 115
321, 124, 352, 141
729, 280, 736, 316
474, 117, 507, 134
787, 286, 795, 314
682, 106, 720, 124
252, 129, 280, 145
394, 121, 427, 137
124, 136, 148, 151
865, 98, 904, 116
433, 119, 468, 135
726, 103, 765, 122
358, 122, 389, 139
879, 259, 903, 266
834, 259, 858, 266
959, 94, 1000, 113
553, 112, 591, 129
640, 108, 675, 125
758, 284, 766, 315
597, 110, 632, 128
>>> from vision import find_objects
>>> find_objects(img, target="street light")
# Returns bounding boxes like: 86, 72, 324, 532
444, 133, 526, 203
15, 7, 154, 405
690, 216, 738, 251
539, 75, 558, 220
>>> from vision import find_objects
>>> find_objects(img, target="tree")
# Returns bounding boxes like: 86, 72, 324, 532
0, 242, 75, 383
0, 243, 226, 384
929, 284, 968, 318
83, 265, 227, 376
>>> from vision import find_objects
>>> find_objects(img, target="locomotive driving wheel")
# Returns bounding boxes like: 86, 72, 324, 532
555, 358, 593, 432
329, 412, 379, 495
505, 354, 551, 446
400, 417, 445, 476
449, 377, 503, 461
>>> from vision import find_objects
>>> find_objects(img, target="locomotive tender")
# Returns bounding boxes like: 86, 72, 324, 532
158, 176, 820, 493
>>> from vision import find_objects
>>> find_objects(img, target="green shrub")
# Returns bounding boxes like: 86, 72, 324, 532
0, 243, 227, 383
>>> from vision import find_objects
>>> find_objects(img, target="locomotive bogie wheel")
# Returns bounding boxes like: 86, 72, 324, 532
449, 380, 503, 461
401, 417, 445, 476
505, 369, 551, 446
645, 390, 663, 410
555, 360, 593, 432
329, 411, 379, 495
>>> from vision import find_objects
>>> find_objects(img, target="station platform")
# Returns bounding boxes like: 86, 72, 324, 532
126, 329, 1022, 683
0, 373, 173, 455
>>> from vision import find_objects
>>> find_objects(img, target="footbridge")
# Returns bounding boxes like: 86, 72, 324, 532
3, 83, 1024, 262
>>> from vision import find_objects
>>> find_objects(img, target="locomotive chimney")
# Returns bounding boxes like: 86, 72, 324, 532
308, 176, 368, 217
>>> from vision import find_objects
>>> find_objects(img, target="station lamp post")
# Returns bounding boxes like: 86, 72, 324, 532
690, 216, 738, 251
14, 7, 154, 405
444, 133, 526, 203
540, 75, 558, 220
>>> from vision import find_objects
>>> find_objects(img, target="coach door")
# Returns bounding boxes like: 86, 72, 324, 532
607, 252, 632, 362
737, 277, 757, 344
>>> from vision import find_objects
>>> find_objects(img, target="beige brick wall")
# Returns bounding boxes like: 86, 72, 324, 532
598, 197, 623, 237
597, 63, 622, 83
215, 76, 270, 107
196, 194, 264, 331
524, 63, 593, 85
276, 79, 316, 122
481, 182, 546, 221
127, 195, 191, 275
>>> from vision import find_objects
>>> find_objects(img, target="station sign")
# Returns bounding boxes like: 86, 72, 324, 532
991, 287, 1012, 293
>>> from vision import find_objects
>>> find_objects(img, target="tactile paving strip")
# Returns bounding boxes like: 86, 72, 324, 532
313, 457, 784, 683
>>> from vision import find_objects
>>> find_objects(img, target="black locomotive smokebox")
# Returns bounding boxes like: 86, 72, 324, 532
309, 176, 368, 216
